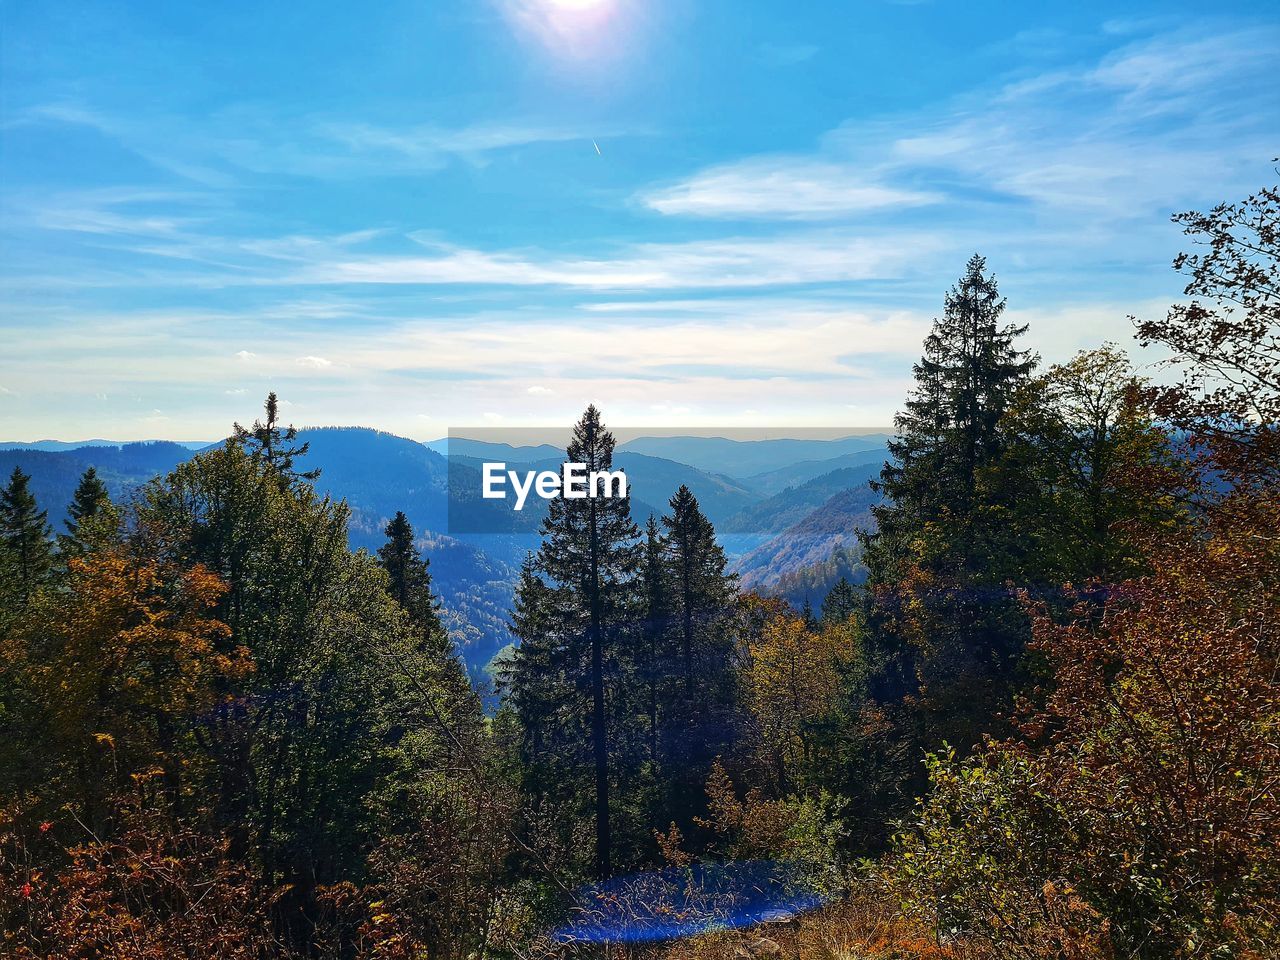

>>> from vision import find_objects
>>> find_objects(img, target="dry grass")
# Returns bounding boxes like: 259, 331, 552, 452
605, 896, 993, 960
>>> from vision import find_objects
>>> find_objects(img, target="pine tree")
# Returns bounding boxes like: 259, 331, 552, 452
866, 254, 1035, 584
800, 597, 819, 631
859, 255, 1037, 777
662, 485, 735, 698
0, 467, 53, 600
59, 467, 114, 557
820, 577, 859, 625
507, 554, 564, 769
638, 516, 670, 768
658, 485, 738, 827
375, 510, 471, 710
516, 405, 641, 879
233, 392, 319, 483
377, 511, 442, 633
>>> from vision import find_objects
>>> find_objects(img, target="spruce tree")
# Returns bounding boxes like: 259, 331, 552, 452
233, 392, 319, 483
507, 554, 564, 769
661, 485, 734, 698
59, 467, 114, 557
860, 255, 1037, 769
638, 516, 670, 768
0, 467, 53, 600
658, 485, 737, 825
375, 509, 472, 713
820, 577, 859, 625
517, 405, 641, 879
867, 254, 1035, 583
377, 511, 442, 633
800, 597, 819, 631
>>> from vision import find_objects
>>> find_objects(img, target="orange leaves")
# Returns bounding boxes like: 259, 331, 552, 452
10, 549, 250, 812
894, 480, 1280, 956
13, 808, 277, 960
62, 550, 248, 714
1024, 486, 1280, 902
741, 607, 855, 783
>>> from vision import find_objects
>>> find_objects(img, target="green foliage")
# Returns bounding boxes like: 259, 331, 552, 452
57, 466, 119, 560
507, 405, 642, 879
1002, 345, 1176, 584
694, 760, 849, 896
232, 390, 320, 483
820, 577, 859, 626
0, 467, 53, 602
891, 748, 1094, 954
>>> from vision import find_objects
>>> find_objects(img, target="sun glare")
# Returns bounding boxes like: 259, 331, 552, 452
503, 0, 637, 67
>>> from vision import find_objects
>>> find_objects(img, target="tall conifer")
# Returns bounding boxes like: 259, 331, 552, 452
233, 392, 319, 483
59, 467, 114, 557
0, 467, 53, 600
515, 405, 640, 879
861, 255, 1036, 746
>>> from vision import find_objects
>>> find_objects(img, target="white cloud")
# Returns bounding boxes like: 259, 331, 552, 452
296, 355, 333, 369
642, 27, 1277, 222
527, 385, 554, 395
643, 160, 938, 219
14, 101, 613, 183
292, 231, 935, 290
235, 350, 257, 360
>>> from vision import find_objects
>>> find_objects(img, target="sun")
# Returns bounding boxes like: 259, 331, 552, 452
504, 0, 629, 63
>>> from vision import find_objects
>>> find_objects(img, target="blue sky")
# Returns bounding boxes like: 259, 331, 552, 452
1, 0, 1277, 440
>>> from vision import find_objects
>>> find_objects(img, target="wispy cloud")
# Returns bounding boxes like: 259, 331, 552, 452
644, 160, 937, 219
2, 17, 1273, 440
279, 230, 940, 290
643, 27, 1277, 222
10, 102, 610, 183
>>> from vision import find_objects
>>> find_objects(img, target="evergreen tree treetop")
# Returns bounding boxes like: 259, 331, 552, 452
0, 466, 53, 600
59, 466, 117, 559
821, 577, 859, 626
66, 466, 110, 533
537, 404, 640, 596
377, 510, 441, 629
868, 255, 1037, 582
232, 391, 320, 484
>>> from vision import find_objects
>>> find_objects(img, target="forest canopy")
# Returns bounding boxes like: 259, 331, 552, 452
1, 183, 1277, 959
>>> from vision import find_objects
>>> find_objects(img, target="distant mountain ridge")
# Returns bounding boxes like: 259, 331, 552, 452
0, 439, 212, 452
732, 482, 881, 596
721, 461, 883, 533
1, 426, 891, 673
618, 434, 889, 479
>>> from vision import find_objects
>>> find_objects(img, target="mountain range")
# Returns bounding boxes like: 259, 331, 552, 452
0, 429, 888, 674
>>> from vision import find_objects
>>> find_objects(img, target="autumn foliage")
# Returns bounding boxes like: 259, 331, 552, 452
2, 180, 1277, 957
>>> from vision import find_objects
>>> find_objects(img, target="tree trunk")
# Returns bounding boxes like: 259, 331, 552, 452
588, 499, 611, 879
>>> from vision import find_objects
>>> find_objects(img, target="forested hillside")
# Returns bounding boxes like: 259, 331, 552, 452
1, 185, 1276, 958
0, 431, 887, 674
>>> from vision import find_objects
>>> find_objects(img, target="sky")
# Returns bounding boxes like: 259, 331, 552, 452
1, 0, 1277, 441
